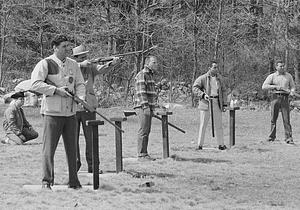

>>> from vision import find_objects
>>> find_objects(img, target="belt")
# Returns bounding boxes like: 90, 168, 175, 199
209, 96, 219, 98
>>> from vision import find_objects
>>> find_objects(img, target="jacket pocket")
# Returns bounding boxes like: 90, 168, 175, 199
198, 99, 209, 111
44, 95, 61, 112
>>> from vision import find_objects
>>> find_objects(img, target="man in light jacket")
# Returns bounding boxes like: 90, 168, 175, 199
31, 35, 85, 190
192, 61, 227, 150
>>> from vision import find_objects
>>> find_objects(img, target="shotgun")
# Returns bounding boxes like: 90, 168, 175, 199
123, 110, 185, 133
45, 79, 124, 133
90, 45, 158, 63
209, 98, 215, 137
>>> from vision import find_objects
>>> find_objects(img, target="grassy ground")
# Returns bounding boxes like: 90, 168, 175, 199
0, 104, 300, 210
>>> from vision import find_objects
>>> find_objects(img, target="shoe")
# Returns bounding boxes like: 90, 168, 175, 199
285, 138, 295, 144
196, 145, 203, 150
266, 138, 275, 142
138, 154, 156, 161
68, 184, 82, 190
1, 138, 11, 144
42, 182, 52, 190
218, 145, 227, 150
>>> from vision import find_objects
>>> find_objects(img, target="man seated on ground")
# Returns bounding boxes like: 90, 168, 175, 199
2, 91, 38, 145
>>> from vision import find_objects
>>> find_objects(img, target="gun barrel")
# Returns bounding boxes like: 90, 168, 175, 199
153, 115, 185, 133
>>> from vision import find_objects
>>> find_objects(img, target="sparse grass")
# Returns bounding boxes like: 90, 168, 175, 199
0, 104, 300, 209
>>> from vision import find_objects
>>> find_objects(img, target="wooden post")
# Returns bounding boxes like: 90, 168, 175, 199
110, 117, 127, 173
156, 111, 173, 158
86, 120, 104, 190
226, 107, 239, 147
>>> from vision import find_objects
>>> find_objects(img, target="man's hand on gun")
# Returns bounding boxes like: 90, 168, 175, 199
203, 93, 209, 101
54, 86, 73, 98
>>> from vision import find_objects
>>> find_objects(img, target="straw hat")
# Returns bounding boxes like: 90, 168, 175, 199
72, 45, 89, 56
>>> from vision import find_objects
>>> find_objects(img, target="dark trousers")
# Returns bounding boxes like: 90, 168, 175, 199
6, 127, 38, 145
269, 94, 292, 140
42, 115, 80, 186
136, 107, 153, 157
76, 111, 96, 171
22, 127, 39, 142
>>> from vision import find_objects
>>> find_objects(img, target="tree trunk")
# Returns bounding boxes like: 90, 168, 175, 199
294, 51, 299, 86
284, 0, 290, 69
134, 0, 142, 73
191, 1, 198, 107
39, 0, 45, 57
213, 0, 223, 60
0, 2, 8, 87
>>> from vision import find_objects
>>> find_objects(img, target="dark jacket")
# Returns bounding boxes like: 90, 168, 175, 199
3, 101, 31, 136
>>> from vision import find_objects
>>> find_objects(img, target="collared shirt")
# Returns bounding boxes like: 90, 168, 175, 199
134, 67, 157, 109
262, 71, 295, 93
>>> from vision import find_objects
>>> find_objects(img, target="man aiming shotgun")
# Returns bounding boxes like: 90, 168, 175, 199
192, 60, 227, 150
72, 44, 121, 173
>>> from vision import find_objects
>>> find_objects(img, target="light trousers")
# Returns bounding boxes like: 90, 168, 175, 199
197, 98, 224, 146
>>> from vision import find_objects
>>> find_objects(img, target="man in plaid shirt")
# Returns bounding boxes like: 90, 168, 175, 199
134, 55, 158, 161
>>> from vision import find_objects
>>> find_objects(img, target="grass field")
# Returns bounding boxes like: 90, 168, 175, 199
0, 104, 300, 210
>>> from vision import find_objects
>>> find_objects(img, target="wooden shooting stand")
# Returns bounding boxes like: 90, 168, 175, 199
156, 111, 173, 158
86, 120, 104, 190
225, 107, 240, 147
110, 117, 127, 173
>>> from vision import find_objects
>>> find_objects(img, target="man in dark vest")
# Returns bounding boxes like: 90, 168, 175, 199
31, 35, 85, 190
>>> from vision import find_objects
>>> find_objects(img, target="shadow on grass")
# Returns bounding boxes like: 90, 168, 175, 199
125, 170, 175, 179
170, 154, 231, 164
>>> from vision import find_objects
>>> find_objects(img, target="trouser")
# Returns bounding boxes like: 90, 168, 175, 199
6, 127, 38, 145
269, 94, 292, 140
42, 115, 80, 186
76, 111, 96, 171
135, 107, 153, 157
197, 98, 224, 146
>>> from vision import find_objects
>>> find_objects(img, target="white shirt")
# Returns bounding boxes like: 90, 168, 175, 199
210, 76, 218, 96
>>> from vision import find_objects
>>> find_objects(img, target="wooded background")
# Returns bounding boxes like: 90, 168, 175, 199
1, 0, 300, 106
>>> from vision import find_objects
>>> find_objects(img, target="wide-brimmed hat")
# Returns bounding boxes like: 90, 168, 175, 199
11, 91, 25, 99
72, 45, 89, 56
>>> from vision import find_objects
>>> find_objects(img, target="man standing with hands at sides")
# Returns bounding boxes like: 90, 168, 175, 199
72, 44, 120, 173
134, 55, 158, 161
192, 61, 227, 150
31, 35, 85, 190
262, 60, 295, 144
